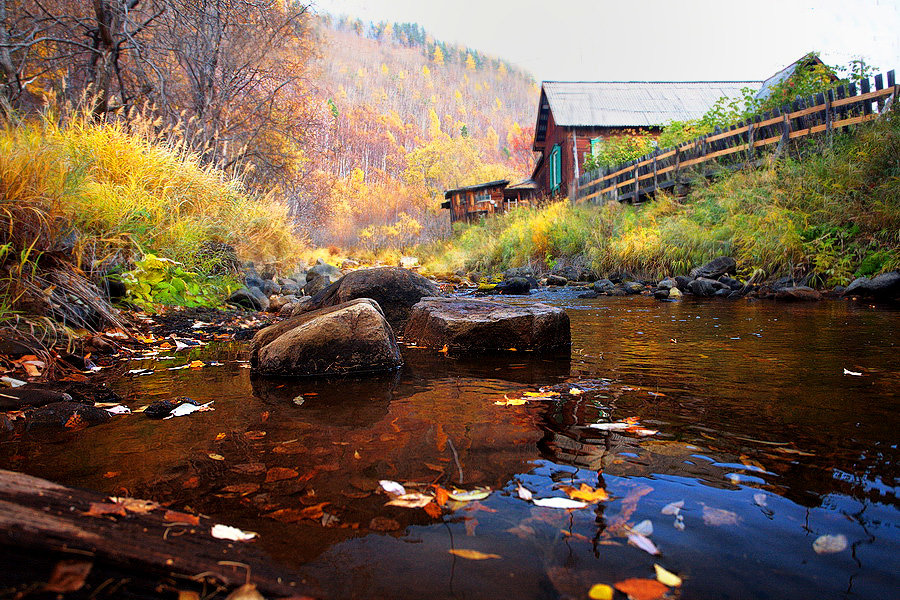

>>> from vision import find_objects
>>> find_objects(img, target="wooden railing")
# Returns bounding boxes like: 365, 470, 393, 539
574, 69, 898, 204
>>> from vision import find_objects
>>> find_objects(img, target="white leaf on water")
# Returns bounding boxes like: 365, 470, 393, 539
163, 401, 214, 419
674, 514, 686, 530
174, 340, 192, 351
654, 563, 683, 587
813, 534, 848, 554
661, 500, 684, 515
532, 497, 588, 509
103, 405, 131, 415
753, 493, 768, 507
378, 480, 406, 496
516, 484, 533, 501
385, 493, 433, 508
1, 376, 27, 387
588, 422, 630, 431
627, 532, 661, 555
631, 519, 654, 536
448, 489, 491, 502
843, 368, 862, 376
211, 524, 257, 541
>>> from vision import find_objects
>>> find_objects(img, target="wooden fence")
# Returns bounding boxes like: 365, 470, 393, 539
574, 69, 898, 205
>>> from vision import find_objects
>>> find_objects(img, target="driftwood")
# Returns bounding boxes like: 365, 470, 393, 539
0, 469, 314, 599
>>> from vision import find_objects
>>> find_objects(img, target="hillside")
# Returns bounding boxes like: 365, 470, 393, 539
301, 16, 539, 248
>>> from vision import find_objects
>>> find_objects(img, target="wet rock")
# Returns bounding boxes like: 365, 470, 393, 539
503, 266, 535, 280
688, 278, 720, 297
404, 297, 571, 353
668, 287, 683, 299
844, 271, 900, 300
674, 275, 693, 292
593, 279, 615, 293
690, 256, 736, 280
299, 267, 443, 328
26, 402, 111, 430
261, 280, 281, 296
254, 300, 402, 377
774, 286, 823, 301
0, 387, 72, 410
546, 274, 568, 286
715, 288, 732, 298
653, 288, 670, 300
279, 278, 302, 295
657, 278, 677, 290
244, 275, 265, 290
227, 287, 269, 312
144, 397, 200, 419
718, 276, 743, 290
268, 295, 296, 314
622, 281, 645, 295
608, 288, 627, 296
278, 302, 296, 318
496, 277, 531, 295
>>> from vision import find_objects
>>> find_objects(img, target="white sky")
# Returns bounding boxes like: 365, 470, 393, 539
312, 0, 900, 83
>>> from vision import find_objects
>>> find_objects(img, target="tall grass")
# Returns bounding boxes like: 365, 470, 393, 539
422, 111, 900, 285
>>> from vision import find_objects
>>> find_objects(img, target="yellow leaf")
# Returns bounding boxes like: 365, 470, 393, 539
654, 564, 682, 587
215, 432, 226, 441
588, 583, 614, 600
448, 549, 501, 560
189, 360, 205, 369
494, 395, 527, 406
523, 391, 559, 397
448, 488, 491, 502
208, 453, 225, 461
562, 483, 609, 503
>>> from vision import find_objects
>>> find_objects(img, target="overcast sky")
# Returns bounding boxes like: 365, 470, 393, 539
312, 0, 900, 83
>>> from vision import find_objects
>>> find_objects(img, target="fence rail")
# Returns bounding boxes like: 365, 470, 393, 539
574, 69, 898, 205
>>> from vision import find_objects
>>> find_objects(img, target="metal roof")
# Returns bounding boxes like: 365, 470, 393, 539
753, 54, 836, 101
534, 81, 761, 143
443, 179, 509, 199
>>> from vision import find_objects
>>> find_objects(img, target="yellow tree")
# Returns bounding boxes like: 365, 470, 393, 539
433, 46, 444, 66
465, 53, 476, 71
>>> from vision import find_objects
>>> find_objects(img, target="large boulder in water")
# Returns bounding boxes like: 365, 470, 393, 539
404, 297, 571, 353
253, 300, 402, 377
690, 257, 737, 280
302, 260, 343, 296
26, 402, 111, 430
300, 267, 443, 328
844, 271, 900, 300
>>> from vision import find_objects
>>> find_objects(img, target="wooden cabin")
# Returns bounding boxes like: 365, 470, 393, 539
441, 179, 539, 224
531, 81, 760, 198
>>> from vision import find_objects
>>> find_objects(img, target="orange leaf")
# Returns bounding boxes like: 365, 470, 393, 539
265, 467, 299, 482
64, 413, 87, 430
84, 502, 127, 517
260, 411, 270, 422
164, 510, 200, 525
264, 502, 329, 523
613, 578, 669, 600
423, 502, 442, 519
244, 430, 267, 440
563, 483, 609, 503
220, 483, 260, 496
182, 475, 200, 489
433, 485, 450, 507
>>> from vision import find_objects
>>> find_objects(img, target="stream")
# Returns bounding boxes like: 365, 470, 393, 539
1, 292, 897, 599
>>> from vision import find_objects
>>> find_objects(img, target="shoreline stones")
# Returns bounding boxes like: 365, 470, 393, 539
252, 299, 402, 377
403, 297, 571, 353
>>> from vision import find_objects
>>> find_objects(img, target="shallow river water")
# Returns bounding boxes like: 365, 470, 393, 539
2, 292, 898, 599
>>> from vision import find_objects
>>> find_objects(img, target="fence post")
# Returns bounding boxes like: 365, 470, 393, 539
674, 146, 680, 183
652, 154, 658, 191
746, 119, 754, 165
632, 163, 639, 202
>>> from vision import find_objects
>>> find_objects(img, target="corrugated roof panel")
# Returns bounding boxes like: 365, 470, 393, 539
542, 81, 762, 127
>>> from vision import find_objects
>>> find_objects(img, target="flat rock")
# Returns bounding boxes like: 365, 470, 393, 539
301, 267, 443, 328
26, 402, 111, 430
0, 388, 72, 410
403, 297, 571, 352
254, 300, 402, 377
844, 271, 900, 300
690, 256, 736, 280
774, 286, 823, 301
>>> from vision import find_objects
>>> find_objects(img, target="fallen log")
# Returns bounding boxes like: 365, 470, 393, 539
0, 469, 314, 599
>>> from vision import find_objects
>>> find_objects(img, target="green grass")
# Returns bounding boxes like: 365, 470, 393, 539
423, 110, 900, 286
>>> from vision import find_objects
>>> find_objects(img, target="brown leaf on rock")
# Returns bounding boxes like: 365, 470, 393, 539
64, 413, 88, 430
265, 467, 299, 483
221, 483, 261, 496
109, 497, 159, 514
613, 578, 669, 600
85, 502, 127, 517
183, 475, 200, 489
165, 510, 201, 525
264, 502, 329, 523
244, 430, 267, 440
44, 560, 93, 592
231, 463, 266, 475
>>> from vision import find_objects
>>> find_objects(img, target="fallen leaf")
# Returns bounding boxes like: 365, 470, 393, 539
448, 488, 491, 502
587, 583, 614, 600
220, 483, 260, 496
813, 534, 848, 554
165, 510, 200, 525
84, 502, 127, 517
64, 413, 87, 430
631, 519, 654, 536
660, 500, 684, 515
224, 583, 265, 600
843, 368, 862, 376
215, 432, 227, 441
379, 480, 406, 496
424, 462, 445, 472
264, 503, 329, 523
569, 388, 585, 396
433, 485, 450, 506
423, 502, 443, 518
654, 564, 682, 587
231, 463, 266, 475
103, 471, 120, 479
494, 395, 527, 406
448, 549, 501, 560
562, 483, 608, 503
369, 516, 401, 531
524, 390, 559, 397
109, 497, 159, 514
178, 591, 201, 600
386, 493, 433, 508
516, 484, 533, 501
44, 560, 92, 592
588, 422, 630, 431
532, 497, 588, 509
211, 524, 257, 541
753, 493, 767, 507
627, 532, 661, 555
614, 578, 669, 600
702, 506, 740, 526
244, 430, 266, 440
265, 467, 299, 482
183, 475, 200, 489
208, 453, 226, 461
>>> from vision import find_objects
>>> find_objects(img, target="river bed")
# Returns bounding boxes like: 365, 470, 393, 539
1, 292, 897, 599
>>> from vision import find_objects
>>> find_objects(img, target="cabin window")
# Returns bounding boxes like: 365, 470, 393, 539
474, 191, 491, 204
549, 144, 561, 192
590, 137, 602, 156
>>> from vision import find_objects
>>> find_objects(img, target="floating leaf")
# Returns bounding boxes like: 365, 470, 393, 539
661, 500, 684, 515
386, 493, 433, 508
231, 462, 265, 475
423, 502, 443, 518
588, 422, 630, 431
494, 396, 527, 406
379, 480, 406, 496
813, 534, 848, 554
631, 519, 654, 536
211, 524, 257, 541
654, 564, 682, 587
265, 467, 299, 482
264, 503, 329, 523
587, 583, 614, 600
842, 368, 862, 376
614, 578, 668, 600
516, 484, 533, 501
208, 453, 226, 461
627, 532, 661, 555
524, 390, 559, 397
448, 549, 501, 560
108, 497, 159, 514
189, 360, 206, 369
448, 488, 491, 502
753, 493, 767, 507
562, 483, 608, 503
433, 485, 450, 506
165, 510, 200, 525
85, 502, 127, 517
569, 388, 585, 396
532, 497, 588, 509
702, 506, 740, 526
